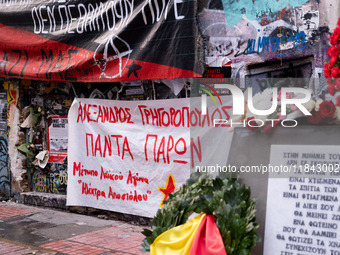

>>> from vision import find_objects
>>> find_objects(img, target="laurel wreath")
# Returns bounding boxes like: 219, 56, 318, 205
141, 173, 261, 254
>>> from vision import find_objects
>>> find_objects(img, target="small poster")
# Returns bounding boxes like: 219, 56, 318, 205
48, 116, 68, 163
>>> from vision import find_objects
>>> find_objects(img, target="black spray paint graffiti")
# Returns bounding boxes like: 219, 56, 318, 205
21, 192, 66, 209
309, 26, 331, 43
0, 135, 10, 198
205, 37, 247, 59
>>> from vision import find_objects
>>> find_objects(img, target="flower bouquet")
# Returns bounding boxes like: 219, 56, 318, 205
324, 18, 340, 103
242, 89, 340, 132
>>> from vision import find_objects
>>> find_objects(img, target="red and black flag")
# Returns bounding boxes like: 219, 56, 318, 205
0, 0, 204, 82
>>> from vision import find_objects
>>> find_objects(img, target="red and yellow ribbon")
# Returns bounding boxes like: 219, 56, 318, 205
151, 213, 227, 255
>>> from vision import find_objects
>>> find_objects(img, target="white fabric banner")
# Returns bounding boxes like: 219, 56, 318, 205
67, 98, 191, 217
67, 97, 234, 217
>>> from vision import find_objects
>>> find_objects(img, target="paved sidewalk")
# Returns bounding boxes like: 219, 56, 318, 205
0, 201, 148, 255
0, 239, 56, 255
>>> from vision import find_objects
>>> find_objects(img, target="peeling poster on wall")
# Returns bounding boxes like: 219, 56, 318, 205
48, 116, 68, 163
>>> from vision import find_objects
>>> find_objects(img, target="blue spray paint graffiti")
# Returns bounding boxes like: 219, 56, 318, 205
0, 135, 10, 198
221, 0, 309, 27
245, 31, 308, 54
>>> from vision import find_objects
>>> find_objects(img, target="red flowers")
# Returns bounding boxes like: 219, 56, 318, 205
328, 46, 340, 57
331, 67, 340, 78
325, 18, 340, 103
330, 27, 340, 45
329, 57, 338, 67
337, 97, 340, 106
307, 101, 336, 124
307, 110, 322, 124
324, 64, 331, 78
319, 101, 336, 120
328, 85, 335, 96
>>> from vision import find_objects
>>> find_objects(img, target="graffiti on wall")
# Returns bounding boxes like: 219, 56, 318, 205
199, 0, 327, 77
0, 81, 18, 198
32, 164, 67, 194
0, 80, 18, 132
244, 56, 314, 93
32, 169, 47, 193
0, 135, 10, 197
2, 81, 18, 107
21, 192, 66, 209
245, 31, 308, 54
256, 7, 294, 26
221, 0, 309, 27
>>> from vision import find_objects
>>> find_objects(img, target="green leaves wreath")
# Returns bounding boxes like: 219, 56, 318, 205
142, 173, 261, 255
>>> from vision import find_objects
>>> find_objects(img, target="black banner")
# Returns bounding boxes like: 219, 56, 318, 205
0, 0, 204, 82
